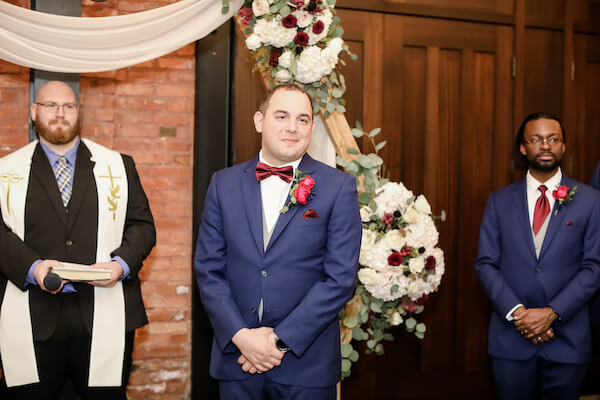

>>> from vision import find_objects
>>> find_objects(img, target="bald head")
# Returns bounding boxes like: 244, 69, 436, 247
31, 81, 80, 153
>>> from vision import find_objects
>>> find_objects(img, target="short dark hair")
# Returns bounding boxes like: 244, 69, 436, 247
512, 112, 566, 171
258, 84, 313, 115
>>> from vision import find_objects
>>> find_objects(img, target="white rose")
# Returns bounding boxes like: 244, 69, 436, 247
403, 207, 419, 224
360, 207, 372, 222
389, 312, 403, 326
278, 51, 293, 69
414, 195, 432, 215
357, 268, 378, 286
409, 257, 425, 274
275, 69, 292, 83
245, 34, 262, 51
293, 10, 313, 28
385, 230, 404, 250
252, 0, 269, 17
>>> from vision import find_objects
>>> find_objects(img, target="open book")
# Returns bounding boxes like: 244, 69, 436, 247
51, 262, 111, 282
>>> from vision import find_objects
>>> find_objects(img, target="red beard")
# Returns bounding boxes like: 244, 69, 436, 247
35, 118, 80, 145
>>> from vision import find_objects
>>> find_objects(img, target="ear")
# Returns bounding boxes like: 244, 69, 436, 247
30, 102, 37, 122
253, 111, 264, 133
520, 143, 526, 156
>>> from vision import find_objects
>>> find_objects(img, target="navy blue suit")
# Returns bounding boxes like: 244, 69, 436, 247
194, 154, 361, 395
589, 162, 600, 326
476, 174, 600, 398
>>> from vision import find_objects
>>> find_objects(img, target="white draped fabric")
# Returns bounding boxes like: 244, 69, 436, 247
0, 0, 243, 73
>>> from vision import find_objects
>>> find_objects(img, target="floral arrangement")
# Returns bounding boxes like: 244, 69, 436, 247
223, 0, 355, 117
337, 123, 445, 378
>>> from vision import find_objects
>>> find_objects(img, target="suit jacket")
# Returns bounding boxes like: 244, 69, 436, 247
0, 141, 155, 341
589, 161, 600, 323
475, 174, 600, 363
194, 154, 361, 387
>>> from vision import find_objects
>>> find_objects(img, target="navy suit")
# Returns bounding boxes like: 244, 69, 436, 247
476, 175, 600, 398
194, 154, 361, 395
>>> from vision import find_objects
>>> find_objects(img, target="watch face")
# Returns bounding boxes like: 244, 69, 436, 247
276, 338, 289, 353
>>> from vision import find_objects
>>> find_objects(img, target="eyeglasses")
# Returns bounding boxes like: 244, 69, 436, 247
35, 102, 78, 114
522, 137, 563, 146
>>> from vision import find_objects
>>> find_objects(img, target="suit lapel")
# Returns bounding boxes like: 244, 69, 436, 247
241, 158, 265, 256
30, 144, 68, 226
67, 143, 94, 230
514, 178, 537, 260
266, 154, 314, 252
538, 175, 571, 259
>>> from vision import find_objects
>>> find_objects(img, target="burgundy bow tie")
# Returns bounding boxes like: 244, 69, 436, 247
255, 162, 294, 183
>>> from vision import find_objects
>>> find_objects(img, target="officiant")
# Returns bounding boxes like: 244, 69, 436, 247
0, 80, 155, 399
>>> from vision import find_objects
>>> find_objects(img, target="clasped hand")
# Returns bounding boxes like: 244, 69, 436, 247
513, 306, 558, 344
232, 327, 284, 374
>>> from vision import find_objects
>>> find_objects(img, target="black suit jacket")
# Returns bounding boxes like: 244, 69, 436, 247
0, 142, 155, 340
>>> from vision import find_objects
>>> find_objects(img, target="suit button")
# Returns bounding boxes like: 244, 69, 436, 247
261, 270, 268, 278
66, 240, 73, 246
536, 267, 541, 272
65, 208, 69, 214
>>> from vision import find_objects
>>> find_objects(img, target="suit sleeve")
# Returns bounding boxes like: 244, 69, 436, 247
274, 174, 361, 358
110, 155, 156, 277
591, 162, 600, 190
548, 194, 600, 320
475, 194, 522, 317
194, 173, 248, 353
0, 211, 39, 290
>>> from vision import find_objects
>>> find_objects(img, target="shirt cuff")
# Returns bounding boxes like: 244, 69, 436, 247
505, 304, 524, 321
27, 260, 75, 293
112, 256, 130, 280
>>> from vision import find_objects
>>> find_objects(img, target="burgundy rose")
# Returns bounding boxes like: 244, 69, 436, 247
553, 185, 569, 200
269, 48, 282, 67
282, 14, 298, 29
312, 20, 325, 34
387, 252, 403, 266
294, 32, 309, 46
291, 0, 305, 7
299, 175, 315, 189
425, 255, 436, 271
402, 297, 418, 312
237, 7, 253, 25
415, 293, 429, 306
294, 185, 311, 205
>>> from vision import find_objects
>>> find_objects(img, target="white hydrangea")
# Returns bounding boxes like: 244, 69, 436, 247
275, 69, 292, 82
404, 214, 439, 251
295, 39, 344, 83
414, 194, 432, 214
373, 182, 414, 217
359, 229, 389, 271
278, 51, 293, 69
253, 17, 296, 48
307, 9, 333, 45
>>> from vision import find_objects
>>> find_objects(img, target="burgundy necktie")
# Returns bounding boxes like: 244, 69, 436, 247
255, 162, 293, 183
532, 184, 550, 235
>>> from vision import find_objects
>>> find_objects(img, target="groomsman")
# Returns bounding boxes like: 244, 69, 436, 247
475, 112, 600, 399
194, 84, 361, 399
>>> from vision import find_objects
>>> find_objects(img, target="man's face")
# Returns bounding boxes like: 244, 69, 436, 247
520, 118, 566, 173
253, 88, 314, 166
31, 83, 80, 146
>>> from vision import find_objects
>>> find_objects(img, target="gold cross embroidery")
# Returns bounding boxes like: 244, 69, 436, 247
99, 166, 122, 220
0, 172, 24, 215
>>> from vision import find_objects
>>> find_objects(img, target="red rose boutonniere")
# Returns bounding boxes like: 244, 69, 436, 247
280, 169, 315, 213
552, 184, 578, 215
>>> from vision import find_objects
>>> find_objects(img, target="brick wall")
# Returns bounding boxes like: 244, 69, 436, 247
1, 1, 195, 398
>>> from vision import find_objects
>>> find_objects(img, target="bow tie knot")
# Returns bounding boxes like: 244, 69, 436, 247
255, 162, 294, 183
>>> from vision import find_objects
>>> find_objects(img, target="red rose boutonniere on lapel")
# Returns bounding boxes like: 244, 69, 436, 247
552, 184, 578, 215
280, 169, 315, 213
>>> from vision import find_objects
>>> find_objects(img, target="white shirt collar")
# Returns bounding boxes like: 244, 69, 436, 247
526, 167, 562, 195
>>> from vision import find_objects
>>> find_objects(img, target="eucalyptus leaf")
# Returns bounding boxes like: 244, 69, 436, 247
356, 121, 363, 130
352, 327, 367, 341
341, 343, 353, 358
368, 199, 378, 212
337, 104, 346, 112
341, 359, 351, 372
416, 323, 427, 333
375, 140, 387, 151
349, 350, 359, 362
370, 301, 382, 313
415, 331, 425, 340
405, 317, 417, 331
323, 110, 330, 118
343, 315, 358, 328
366, 339, 375, 349
358, 154, 375, 169
383, 333, 394, 341
358, 192, 372, 204
279, 4, 291, 16
415, 305, 424, 314
345, 162, 360, 175
347, 147, 360, 155
332, 87, 344, 98
375, 343, 384, 354
368, 128, 382, 137
336, 156, 348, 167
326, 102, 336, 113
373, 329, 383, 341
351, 128, 364, 138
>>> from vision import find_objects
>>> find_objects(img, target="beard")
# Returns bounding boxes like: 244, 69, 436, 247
35, 118, 80, 145
527, 151, 562, 172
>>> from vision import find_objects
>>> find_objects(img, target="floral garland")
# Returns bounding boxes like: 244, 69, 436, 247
337, 124, 446, 379
223, 0, 355, 117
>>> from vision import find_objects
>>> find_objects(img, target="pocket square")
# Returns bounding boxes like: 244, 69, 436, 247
303, 209, 319, 219
566, 221, 573, 226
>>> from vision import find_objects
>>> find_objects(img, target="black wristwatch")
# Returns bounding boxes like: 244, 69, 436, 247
274, 334, 290, 353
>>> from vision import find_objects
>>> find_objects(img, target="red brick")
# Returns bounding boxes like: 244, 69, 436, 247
175, 44, 195, 57
115, 83, 155, 96
155, 84, 194, 97
157, 57, 194, 70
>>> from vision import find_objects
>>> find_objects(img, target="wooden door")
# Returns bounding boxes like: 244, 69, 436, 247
339, 11, 513, 399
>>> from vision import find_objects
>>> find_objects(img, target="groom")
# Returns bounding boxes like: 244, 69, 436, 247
475, 112, 600, 399
194, 84, 361, 399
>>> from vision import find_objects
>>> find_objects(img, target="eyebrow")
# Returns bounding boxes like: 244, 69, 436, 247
273, 110, 312, 119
